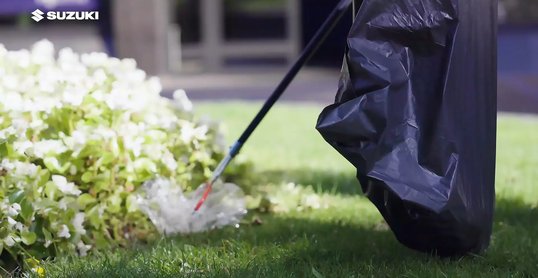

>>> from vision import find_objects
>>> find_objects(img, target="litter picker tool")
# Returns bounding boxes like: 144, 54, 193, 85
193, 0, 353, 212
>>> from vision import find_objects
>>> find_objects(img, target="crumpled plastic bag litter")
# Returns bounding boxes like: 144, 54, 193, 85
136, 179, 247, 234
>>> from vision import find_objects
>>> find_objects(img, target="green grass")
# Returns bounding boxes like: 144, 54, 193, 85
42, 102, 538, 277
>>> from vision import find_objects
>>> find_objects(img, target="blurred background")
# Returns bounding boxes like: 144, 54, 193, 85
0, 0, 536, 113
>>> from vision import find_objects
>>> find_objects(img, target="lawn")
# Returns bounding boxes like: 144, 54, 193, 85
42, 102, 538, 277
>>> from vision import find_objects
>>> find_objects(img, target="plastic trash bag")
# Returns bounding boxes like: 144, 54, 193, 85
136, 179, 247, 234
317, 0, 496, 256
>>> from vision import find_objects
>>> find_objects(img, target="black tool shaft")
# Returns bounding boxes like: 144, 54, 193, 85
219, 0, 353, 160
194, 0, 353, 212
205, 0, 352, 183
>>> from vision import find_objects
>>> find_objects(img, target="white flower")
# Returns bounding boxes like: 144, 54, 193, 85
1, 159, 14, 171
173, 89, 193, 112
30, 140, 68, 158
93, 127, 116, 140
91, 90, 105, 101
4, 235, 16, 247
13, 161, 39, 177
76, 241, 92, 257
128, 69, 146, 83
0, 93, 23, 111
124, 137, 144, 157
57, 225, 71, 239
69, 165, 77, 175
29, 119, 45, 130
144, 114, 159, 126
162, 151, 178, 171
64, 129, 87, 154
72, 130, 88, 145
63, 88, 87, 106
81, 52, 109, 68
120, 58, 137, 71
52, 175, 81, 196
1, 75, 17, 91
37, 70, 58, 93
58, 198, 68, 210
31, 39, 54, 65
14, 222, 24, 231
284, 183, 301, 194
58, 47, 79, 65
147, 77, 162, 95
104, 87, 143, 111
14, 140, 33, 156
7, 203, 21, 217
72, 213, 86, 235
8, 50, 30, 68
11, 203, 21, 211
7, 216, 17, 228
303, 195, 322, 210
143, 143, 165, 160
30, 119, 46, 129
44, 157, 62, 171
27, 97, 60, 113
0, 126, 16, 139
180, 122, 208, 143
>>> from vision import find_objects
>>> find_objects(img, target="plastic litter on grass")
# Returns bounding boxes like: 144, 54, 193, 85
136, 179, 247, 234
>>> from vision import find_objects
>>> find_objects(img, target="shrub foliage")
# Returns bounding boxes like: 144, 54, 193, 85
0, 41, 228, 261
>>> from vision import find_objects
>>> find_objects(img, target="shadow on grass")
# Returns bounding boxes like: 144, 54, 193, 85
486, 197, 538, 274
44, 197, 538, 277
257, 169, 361, 195
50, 216, 412, 277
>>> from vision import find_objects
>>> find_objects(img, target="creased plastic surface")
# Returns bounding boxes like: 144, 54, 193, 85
317, 0, 496, 256
136, 179, 247, 235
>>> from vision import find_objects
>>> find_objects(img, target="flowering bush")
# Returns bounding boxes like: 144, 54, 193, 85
0, 41, 231, 261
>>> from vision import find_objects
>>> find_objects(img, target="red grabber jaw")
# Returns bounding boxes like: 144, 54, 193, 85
192, 182, 213, 213
193, 143, 239, 213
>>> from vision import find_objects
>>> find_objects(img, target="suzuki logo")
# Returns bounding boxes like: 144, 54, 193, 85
30, 9, 99, 22
31, 9, 45, 22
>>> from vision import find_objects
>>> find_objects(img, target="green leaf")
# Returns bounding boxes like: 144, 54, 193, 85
111, 139, 120, 157
81, 171, 94, 183
125, 195, 138, 213
94, 231, 109, 249
43, 157, 60, 171
0, 227, 8, 239
99, 152, 116, 165
87, 205, 104, 228
0, 140, 8, 157
38, 170, 51, 187
42, 228, 52, 243
44, 157, 71, 174
20, 199, 34, 221
107, 194, 122, 213
9, 190, 25, 203
25, 257, 40, 268
21, 231, 37, 245
133, 158, 157, 173
59, 162, 72, 174
77, 194, 97, 208
93, 178, 110, 193
44, 181, 57, 200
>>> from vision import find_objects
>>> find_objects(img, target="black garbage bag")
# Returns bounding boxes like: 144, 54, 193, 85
316, 0, 497, 256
